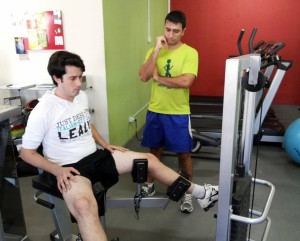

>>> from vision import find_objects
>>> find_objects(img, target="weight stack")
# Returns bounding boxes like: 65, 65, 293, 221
230, 176, 252, 241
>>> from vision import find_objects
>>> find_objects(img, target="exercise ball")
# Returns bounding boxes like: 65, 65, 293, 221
284, 118, 300, 164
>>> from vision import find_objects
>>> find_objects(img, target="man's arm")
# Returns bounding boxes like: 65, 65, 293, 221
138, 36, 167, 82
20, 148, 58, 174
90, 123, 109, 148
153, 67, 196, 88
20, 148, 80, 193
90, 124, 128, 152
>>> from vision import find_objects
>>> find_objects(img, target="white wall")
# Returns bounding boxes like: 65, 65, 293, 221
0, 0, 110, 141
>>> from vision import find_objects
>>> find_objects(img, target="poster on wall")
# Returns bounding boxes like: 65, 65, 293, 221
12, 10, 64, 53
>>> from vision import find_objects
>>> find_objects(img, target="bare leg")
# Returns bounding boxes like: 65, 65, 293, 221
114, 150, 218, 212
112, 150, 195, 193
147, 147, 164, 183
149, 147, 164, 160
177, 152, 193, 180
63, 176, 108, 241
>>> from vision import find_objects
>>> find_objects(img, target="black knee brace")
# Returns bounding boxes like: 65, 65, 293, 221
167, 176, 191, 202
131, 159, 148, 183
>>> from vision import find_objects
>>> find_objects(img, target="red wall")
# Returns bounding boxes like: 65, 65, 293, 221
171, 0, 300, 105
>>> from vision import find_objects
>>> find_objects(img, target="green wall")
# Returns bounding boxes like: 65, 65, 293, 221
103, 0, 168, 146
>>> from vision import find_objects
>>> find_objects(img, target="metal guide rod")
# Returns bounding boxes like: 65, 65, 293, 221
240, 55, 261, 174
253, 61, 291, 134
242, 89, 258, 174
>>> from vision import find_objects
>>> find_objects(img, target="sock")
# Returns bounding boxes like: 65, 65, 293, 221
145, 182, 154, 187
191, 184, 206, 199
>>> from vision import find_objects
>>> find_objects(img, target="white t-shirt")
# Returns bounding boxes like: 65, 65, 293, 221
22, 89, 97, 166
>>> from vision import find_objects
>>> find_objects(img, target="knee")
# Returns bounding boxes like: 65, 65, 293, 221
146, 152, 156, 159
145, 153, 162, 171
72, 197, 97, 217
145, 153, 158, 164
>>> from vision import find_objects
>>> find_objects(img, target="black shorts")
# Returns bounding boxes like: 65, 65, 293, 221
43, 149, 119, 191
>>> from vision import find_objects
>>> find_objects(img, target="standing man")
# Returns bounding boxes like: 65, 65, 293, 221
138, 10, 198, 213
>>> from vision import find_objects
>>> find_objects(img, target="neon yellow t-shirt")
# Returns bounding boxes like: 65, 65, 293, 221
145, 44, 198, 114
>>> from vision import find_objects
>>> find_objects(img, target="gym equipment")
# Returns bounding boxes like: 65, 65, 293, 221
0, 105, 27, 241
31, 159, 171, 241
166, 176, 191, 201
190, 28, 292, 152
216, 54, 275, 241
284, 118, 300, 164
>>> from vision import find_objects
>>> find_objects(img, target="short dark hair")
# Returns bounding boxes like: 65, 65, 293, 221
47, 51, 85, 86
165, 10, 186, 29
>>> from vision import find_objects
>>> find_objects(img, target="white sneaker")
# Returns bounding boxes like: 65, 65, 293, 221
197, 184, 219, 212
141, 183, 156, 197
180, 193, 193, 213
76, 233, 82, 241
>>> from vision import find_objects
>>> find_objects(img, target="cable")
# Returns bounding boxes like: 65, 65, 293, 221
247, 87, 265, 240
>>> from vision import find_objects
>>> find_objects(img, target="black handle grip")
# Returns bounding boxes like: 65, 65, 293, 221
237, 29, 245, 55
269, 42, 285, 56
253, 40, 265, 52
36, 198, 55, 209
248, 28, 257, 53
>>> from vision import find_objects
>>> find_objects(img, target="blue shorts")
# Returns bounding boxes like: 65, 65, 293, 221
141, 111, 193, 153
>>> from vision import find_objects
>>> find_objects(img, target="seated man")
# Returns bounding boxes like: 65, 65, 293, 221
20, 51, 219, 241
